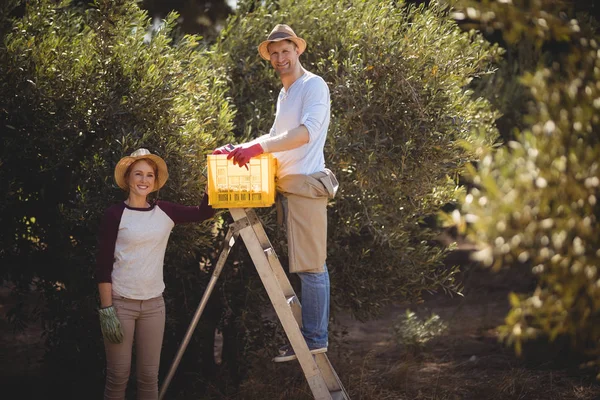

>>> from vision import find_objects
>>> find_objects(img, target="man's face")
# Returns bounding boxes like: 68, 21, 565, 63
268, 40, 300, 77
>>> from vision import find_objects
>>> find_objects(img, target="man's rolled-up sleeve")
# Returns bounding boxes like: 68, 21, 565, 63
300, 79, 330, 142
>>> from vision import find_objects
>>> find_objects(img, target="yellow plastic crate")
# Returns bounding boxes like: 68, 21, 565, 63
207, 153, 277, 208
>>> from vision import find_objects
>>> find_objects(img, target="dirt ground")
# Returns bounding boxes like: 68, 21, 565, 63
1, 243, 600, 399
333, 288, 600, 398
324, 244, 600, 400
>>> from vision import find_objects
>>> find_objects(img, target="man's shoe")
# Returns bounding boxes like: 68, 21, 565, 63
273, 344, 327, 363
278, 343, 292, 355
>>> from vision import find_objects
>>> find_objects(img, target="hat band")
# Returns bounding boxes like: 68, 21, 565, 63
267, 32, 293, 41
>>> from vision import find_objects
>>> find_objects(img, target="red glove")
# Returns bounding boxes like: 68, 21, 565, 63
212, 143, 236, 155
227, 143, 264, 168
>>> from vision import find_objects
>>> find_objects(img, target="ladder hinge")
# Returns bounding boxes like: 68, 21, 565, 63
230, 217, 250, 233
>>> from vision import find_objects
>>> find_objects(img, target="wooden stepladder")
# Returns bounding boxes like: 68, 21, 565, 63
159, 208, 350, 400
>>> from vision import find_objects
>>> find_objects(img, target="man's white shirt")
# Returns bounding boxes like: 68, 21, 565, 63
269, 70, 330, 178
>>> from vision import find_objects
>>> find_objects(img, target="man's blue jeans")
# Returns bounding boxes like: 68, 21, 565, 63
279, 194, 330, 349
298, 264, 330, 349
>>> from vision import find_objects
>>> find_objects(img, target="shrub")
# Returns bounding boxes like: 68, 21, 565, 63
452, 0, 600, 377
215, 0, 502, 319
392, 310, 448, 353
0, 0, 233, 395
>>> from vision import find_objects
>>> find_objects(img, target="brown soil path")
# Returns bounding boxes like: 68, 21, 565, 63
329, 254, 600, 400
1, 247, 600, 399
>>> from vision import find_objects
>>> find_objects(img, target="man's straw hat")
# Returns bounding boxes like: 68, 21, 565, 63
258, 24, 306, 61
114, 148, 168, 192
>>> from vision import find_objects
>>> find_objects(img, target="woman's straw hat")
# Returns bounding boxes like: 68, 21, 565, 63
114, 148, 168, 192
258, 24, 306, 61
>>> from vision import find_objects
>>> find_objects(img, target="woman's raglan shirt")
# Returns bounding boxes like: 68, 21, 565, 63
95, 194, 215, 300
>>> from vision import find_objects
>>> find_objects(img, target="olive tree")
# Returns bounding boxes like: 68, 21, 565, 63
452, 0, 600, 377
215, 0, 501, 319
0, 0, 233, 396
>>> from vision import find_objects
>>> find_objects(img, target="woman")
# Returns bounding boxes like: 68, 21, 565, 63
95, 148, 215, 400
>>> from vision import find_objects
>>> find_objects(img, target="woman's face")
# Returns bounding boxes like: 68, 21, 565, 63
127, 160, 156, 198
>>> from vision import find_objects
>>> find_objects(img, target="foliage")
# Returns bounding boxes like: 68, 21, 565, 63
392, 309, 448, 353
469, 36, 539, 143
0, 0, 234, 396
215, 0, 501, 319
459, 0, 596, 143
451, 0, 600, 377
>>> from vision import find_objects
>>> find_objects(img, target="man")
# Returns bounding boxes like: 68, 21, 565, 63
214, 24, 337, 362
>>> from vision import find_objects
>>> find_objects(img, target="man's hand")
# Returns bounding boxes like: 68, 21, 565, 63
212, 143, 236, 155
99, 305, 124, 344
227, 143, 264, 168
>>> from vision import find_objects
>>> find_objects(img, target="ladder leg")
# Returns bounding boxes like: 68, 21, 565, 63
232, 208, 351, 399
158, 227, 238, 400
229, 208, 333, 400
315, 354, 351, 399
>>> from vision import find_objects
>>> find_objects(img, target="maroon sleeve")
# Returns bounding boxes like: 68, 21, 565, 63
94, 203, 125, 283
157, 193, 216, 225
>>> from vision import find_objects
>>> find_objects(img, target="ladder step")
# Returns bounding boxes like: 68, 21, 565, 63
286, 295, 302, 326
